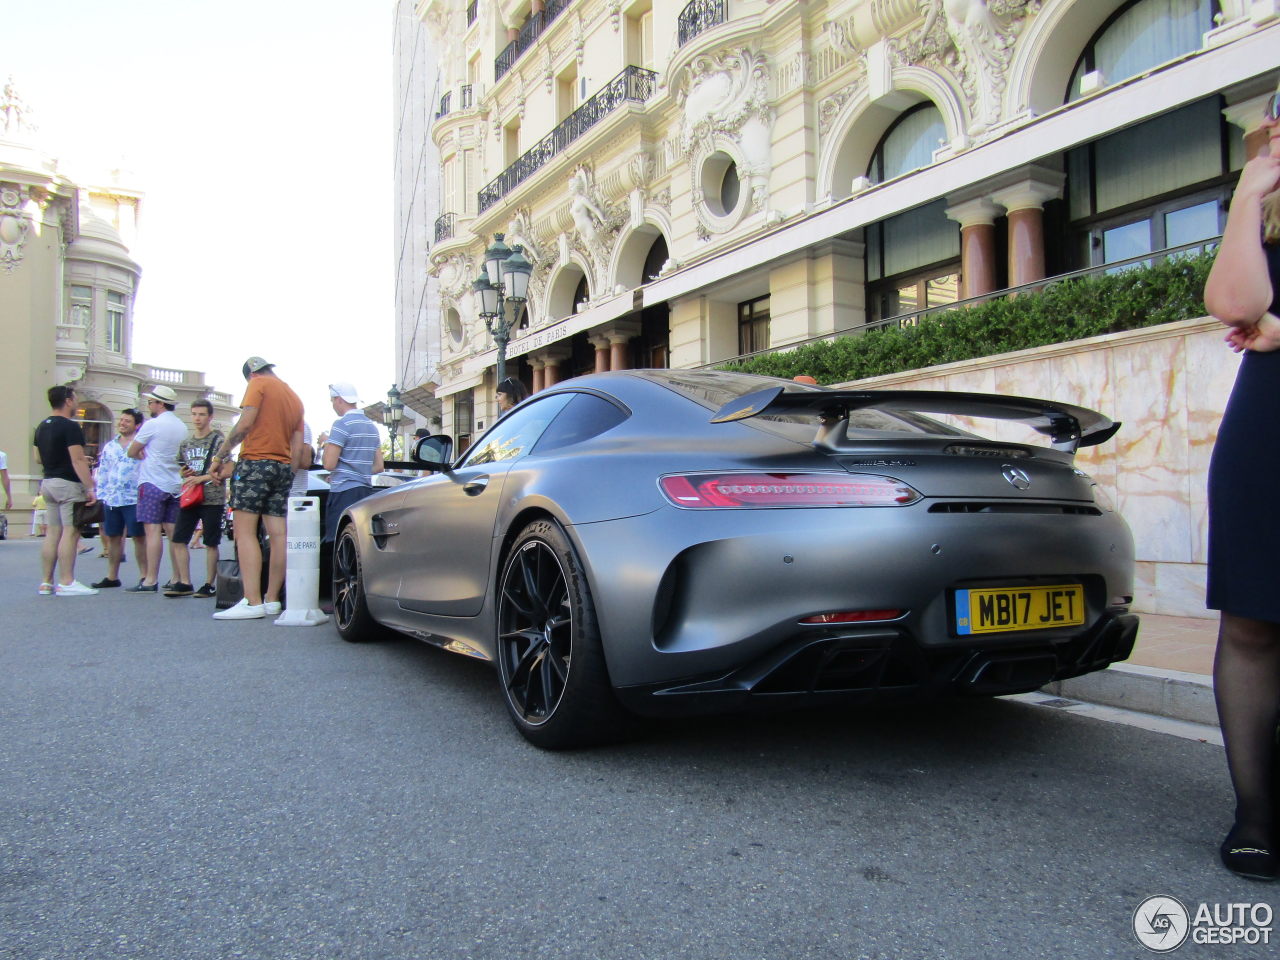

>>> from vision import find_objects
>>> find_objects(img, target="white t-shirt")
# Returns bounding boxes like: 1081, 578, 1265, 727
133, 410, 188, 495
0, 450, 7, 470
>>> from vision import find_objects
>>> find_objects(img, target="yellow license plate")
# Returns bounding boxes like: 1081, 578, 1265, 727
953, 584, 1084, 635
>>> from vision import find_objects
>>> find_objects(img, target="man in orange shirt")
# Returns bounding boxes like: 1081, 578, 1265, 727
210, 356, 305, 621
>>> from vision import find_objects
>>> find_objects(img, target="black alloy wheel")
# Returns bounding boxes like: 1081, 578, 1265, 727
496, 519, 628, 749
332, 524, 384, 642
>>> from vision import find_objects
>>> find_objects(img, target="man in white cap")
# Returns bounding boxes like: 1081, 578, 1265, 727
317, 381, 383, 544
126, 384, 188, 593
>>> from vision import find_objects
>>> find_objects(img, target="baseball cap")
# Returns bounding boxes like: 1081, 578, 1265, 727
328, 381, 361, 404
242, 356, 275, 380
143, 384, 178, 404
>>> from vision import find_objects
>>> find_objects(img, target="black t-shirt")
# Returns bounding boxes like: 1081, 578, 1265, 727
33, 416, 86, 482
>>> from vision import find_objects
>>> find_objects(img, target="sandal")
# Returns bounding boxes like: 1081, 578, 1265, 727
1220, 826, 1278, 881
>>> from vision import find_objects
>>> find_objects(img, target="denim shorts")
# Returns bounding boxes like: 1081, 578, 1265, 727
102, 503, 144, 538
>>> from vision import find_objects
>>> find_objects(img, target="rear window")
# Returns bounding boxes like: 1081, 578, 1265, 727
648, 370, 964, 441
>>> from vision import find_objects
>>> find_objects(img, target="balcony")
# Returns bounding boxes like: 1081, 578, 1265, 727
478, 66, 657, 213
495, 0, 570, 81
466, 0, 477, 25
678, 0, 728, 46
435, 91, 452, 119
460, 84, 473, 109
435, 212, 456, 244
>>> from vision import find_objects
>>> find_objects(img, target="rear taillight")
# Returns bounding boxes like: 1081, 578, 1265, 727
659, 472, 920, 508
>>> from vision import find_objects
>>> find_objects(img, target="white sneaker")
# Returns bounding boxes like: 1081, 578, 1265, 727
263, 601, 282, 615
213, 598, 266, 620
55, 580, 98, 597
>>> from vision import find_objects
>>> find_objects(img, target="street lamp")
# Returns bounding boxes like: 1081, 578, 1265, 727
474, 233, 532, 386
383, 383, 404, 460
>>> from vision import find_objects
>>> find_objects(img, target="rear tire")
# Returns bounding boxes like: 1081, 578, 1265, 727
496, 519, 628, 749
332, 524, 386, 643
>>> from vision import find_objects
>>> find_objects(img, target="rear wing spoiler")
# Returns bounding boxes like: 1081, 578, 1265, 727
709, 386, 1121, 454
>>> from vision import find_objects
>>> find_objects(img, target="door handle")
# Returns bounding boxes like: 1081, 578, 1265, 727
463, 477, 489, 496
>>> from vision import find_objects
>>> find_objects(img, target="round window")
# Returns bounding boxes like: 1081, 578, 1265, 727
700, 151, 743, 218
446, 308, 464, 344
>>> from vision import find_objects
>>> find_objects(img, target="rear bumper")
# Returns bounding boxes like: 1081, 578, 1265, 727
613, 610, 1139, 717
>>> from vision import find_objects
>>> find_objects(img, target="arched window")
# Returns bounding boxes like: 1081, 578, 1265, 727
868, 104, 946, 184
573, 275, 590, 313
1067, 0, 1216, 101
642, 234, 668, 283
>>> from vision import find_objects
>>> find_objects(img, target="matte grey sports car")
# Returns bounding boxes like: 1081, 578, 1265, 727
333, 370, 1137, 749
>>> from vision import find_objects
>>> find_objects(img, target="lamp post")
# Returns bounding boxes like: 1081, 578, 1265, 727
473, 233, 532, 386
383, 384, 404, 460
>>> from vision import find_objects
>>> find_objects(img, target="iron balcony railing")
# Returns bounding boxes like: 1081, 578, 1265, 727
478, 65, 658, 213
435, 91, 451, 119
460, 83, 473, 109
678, 0, 728, 46
466, 0, 477, 25
699, 237, 1222, 369
495, 0, 570, 81
434, 213, 455, 244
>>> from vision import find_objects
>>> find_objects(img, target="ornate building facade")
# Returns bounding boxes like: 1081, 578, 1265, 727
0, 83, 235, 532
415, 0, 1277, 445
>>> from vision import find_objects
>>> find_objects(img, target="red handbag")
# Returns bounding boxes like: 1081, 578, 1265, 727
180, 483, 204, 509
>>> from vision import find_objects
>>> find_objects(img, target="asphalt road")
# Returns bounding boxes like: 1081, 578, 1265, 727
0, 540, 1274, 960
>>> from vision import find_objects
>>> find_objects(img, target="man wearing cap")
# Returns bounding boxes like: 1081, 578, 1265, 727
127, 385, 188, 593
317, 381, 383, 544
210, 357, 305, 621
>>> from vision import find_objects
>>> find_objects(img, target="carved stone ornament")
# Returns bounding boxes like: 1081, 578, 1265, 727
818, 84, 856, 137
1, 78, 37, 139
566, 166, 623, 287
677, 48, 776, 226
432, 252, 476, 303
0, 185, 31, 273
897, 0, 1040, 138
505, 208, 543, 265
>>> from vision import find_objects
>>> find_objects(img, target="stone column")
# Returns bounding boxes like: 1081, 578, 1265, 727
591, 336, 610, 373
609, 335, 631, 371
991, 179, 1063, 288
945, 198, 1003, 300
543, 356, 562, 387
531, 360, 545, 393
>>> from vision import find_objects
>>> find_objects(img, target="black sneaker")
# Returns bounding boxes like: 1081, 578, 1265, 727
161, 580, 176, 591
91, 578, 122, 589
125, 581, 158, 593
164, 582, 194, 598
193, 583, 216, 598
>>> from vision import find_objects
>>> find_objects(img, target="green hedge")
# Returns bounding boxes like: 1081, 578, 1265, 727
718, 250, 1216, 384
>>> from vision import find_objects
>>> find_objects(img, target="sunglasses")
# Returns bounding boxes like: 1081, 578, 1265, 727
1269, 92, 1280, 123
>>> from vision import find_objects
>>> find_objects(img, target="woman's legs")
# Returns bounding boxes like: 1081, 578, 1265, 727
1213, 612, 1280, 847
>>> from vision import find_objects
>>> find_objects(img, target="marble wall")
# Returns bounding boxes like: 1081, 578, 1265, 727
839, 317, 1240, 619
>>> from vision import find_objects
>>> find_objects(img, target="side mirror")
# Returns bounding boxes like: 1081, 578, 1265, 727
412, 434, 453, 471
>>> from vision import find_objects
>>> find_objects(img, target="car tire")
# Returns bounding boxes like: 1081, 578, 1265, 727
496, 518, 629, 749
332, 524, 387, 643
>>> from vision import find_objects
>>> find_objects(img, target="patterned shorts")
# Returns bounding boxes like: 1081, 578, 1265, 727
136, 482, 181, 525
230, 459, 293, 517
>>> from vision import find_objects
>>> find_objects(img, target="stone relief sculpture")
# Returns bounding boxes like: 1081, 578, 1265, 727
505, 208, 542, 265
568, 167, 608, 253
1, 78, 35, 137
906, 0, 1038, 137
677, 48, 775, 223
0, 185, 31, 272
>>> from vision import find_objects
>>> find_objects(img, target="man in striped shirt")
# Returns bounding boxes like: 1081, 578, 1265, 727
318, 381, 383, 544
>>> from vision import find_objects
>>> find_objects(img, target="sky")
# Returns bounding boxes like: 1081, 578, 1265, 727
6, 0, 396, 437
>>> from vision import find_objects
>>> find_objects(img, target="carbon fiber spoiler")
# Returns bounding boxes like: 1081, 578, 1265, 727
709, 386, 1121, 453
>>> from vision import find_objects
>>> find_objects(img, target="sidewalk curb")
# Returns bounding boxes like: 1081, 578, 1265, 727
1041, 663, 1217, 727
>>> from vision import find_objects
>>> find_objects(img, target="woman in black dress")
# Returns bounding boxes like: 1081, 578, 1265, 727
1204, 87, 1280, 881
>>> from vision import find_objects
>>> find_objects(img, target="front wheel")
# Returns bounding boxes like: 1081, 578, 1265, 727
332, 525, 387, 643
496, 519, 628, 749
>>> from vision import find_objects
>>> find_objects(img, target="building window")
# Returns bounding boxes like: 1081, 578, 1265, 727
1066, 97, 1233, 267
738, 296, 770, 355
865, 199, 961, 324
573, 275, 590, 313
1068, 0, 1215, 100
68, 285, 92, 326
868, 104, 946, 184
455, 392, 474, 455
106, 292, 126, 352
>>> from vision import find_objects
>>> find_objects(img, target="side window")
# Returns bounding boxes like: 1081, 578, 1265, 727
458, 393, 573, 468
532, 393, 629, 454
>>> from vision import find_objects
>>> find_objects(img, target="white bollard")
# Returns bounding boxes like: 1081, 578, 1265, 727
275, 496, 329, 627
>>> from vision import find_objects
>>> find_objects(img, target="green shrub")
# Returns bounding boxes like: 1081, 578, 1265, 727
719, 251, 1215, 383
